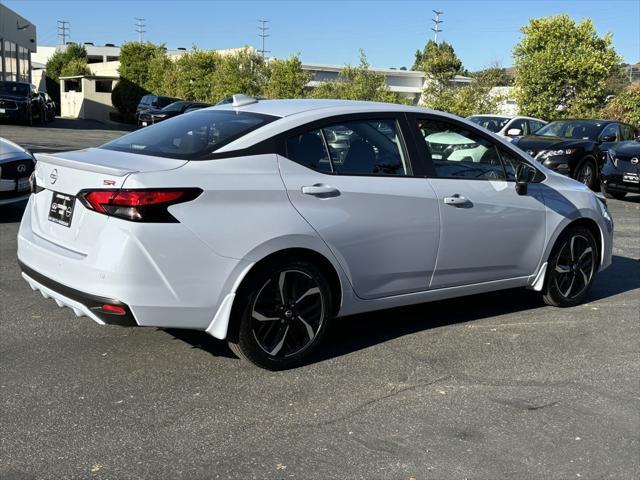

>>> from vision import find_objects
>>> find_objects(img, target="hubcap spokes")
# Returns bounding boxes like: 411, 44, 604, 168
554, 235, 595, 299
579, 165, 593, 185
251, 269, 324, 358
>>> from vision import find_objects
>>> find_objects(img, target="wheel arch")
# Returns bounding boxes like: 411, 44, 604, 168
225, 247, 344, 343
548, 216, 603, 268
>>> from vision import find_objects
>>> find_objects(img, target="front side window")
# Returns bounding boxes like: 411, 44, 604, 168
599, 123, 620, 141
506, 118, 527, 135
101, 110, 277, 159
415, 118, 506, 181
528, 120, 545, 133
468, 116, 509, 133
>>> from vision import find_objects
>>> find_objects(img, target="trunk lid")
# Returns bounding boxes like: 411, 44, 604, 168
30, 148, 186, 255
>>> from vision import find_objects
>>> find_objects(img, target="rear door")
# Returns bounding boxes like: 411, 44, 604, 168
278, 113, 440, 299
409, 114, 547, 289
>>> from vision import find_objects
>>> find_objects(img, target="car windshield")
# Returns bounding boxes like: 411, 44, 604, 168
535, 121, 603, 140
101, 110, 277, 159
161, 101, 187, 112
468, 116, 509, 132
0, 82, 29, 96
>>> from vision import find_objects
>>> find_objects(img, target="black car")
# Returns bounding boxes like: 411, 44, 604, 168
38, 92, 56, 122
0, 81, 47, 126
511, 119, 638, 190
137, 101, 211, 127
0, 137, 36, 206
135, 94, 181, 123
600, 139, 640, 199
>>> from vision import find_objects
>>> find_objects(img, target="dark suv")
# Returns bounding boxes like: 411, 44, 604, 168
135, 95, 181, 123
512, 119, 637, 190
0, 81, 47, 126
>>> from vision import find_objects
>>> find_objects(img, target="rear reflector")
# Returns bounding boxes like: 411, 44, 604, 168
101, 304, 126, 315
77, 188, 202, 222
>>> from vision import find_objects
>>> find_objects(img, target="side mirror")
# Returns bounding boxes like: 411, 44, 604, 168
600, 134, 616, 143
515, 163, 536, 196
506, 128, 522, 137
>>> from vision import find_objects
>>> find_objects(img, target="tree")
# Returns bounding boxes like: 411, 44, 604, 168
210, 49, 267, 102
412, 40, 462, 84
111, 42, 167, 116
513, 15, 621, 119
601, 82, 640, 126
45, 43, 87, 82
263, 55, 311, 99
146, 49, 176, 97
59, 58, 90, 78
171, 48, 221, 102
421, 66, 505, 117
309, 50, 406, 103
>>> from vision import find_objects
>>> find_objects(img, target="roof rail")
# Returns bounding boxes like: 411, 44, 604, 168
231, 94, 258, 107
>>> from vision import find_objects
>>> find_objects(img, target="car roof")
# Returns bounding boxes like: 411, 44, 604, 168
208, 98, 443, 118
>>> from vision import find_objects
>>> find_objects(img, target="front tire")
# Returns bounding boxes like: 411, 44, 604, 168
575, 159, 598, 190
542, 226, 598, 307
228, 259, 333, 370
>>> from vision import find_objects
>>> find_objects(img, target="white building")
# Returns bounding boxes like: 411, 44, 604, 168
302, 63, 472, 104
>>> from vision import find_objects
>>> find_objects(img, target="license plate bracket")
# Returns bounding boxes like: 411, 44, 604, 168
622, 172, 639, 184
48, 192, 76, 227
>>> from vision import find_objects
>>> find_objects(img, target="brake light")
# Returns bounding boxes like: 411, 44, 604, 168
78, 188, 202, 222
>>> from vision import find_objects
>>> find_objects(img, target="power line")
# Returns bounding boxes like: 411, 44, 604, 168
135, 17, 146, 42
258, 19, 270, 59
57, 20, 70, 45
431, 10, 443, 43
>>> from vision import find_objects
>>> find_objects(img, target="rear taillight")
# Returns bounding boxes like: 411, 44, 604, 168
77, 188, 202, 222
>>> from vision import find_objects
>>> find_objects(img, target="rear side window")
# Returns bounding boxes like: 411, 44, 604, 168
286, 130, 332, 173
285, 119, 410, 176
101, 110, 277, 159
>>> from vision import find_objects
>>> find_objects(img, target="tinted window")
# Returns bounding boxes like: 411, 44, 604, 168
600, 123, 620, 141
507, 118, 527, 135
528, 120, 545, 133
324, 120, 409, 175
415, 118, 506, 181
0, 82, 29, 96
101, 110, 276, 159
286, 130, 332, 173
140, 95, 152, 105
162, 101, 188, 112
620, 124, 636, 140
535, 121, 602, 140
468, 116, 509, 133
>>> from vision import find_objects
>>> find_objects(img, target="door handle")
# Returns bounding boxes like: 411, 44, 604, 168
443, 194, 472, 207
301, 184, 341, 198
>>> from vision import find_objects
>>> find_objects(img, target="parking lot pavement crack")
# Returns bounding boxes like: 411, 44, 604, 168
306, 375, 453, 429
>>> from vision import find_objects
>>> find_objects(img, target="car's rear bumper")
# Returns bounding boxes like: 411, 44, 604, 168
19, 260, 137, 326
17, 195, 249, 334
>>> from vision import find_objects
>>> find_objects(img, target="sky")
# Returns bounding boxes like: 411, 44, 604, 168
5, 0, 640, 71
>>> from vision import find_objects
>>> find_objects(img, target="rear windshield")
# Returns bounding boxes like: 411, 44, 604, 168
101, 110, 277, 159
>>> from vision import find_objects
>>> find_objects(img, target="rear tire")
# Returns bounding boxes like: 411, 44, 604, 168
542, 226, 598, 307
228, 259, 333, 370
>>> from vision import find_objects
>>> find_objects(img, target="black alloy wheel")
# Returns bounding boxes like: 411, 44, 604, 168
576, 159, 597, 190
543, 226, 597, 307
229, 260, 333, 370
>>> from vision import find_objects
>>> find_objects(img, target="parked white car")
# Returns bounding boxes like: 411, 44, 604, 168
18, 97, 612, 369
467, 115, 547, 140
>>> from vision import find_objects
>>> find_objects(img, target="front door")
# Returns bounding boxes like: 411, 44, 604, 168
411, 115, 547, 289
277, 115, 440, 299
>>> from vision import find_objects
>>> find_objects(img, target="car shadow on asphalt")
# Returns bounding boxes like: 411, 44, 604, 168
165, 254, 639, 366
0, 201, 27, 224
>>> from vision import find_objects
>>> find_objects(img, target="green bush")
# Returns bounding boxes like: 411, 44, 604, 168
601, 83, 640, 127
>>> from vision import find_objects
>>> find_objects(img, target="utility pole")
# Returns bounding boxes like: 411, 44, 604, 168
135, 17, 146, 42
258, 19, 270, 59
431, 10, 443, 43
57, 20, 70, 45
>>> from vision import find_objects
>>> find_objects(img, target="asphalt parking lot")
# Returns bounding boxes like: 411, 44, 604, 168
1, 120, 639, 479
